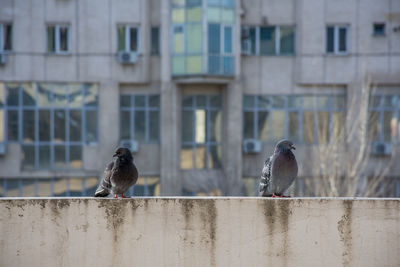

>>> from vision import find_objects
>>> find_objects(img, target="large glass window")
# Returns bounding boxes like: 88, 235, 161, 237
120, 94, 160, 143
368, 95, 400, 143
326, 25, 348, 54
181, 95, 222, 169
0, 83, 98, 170
243, 95, 346, 144
0, 23, 12, 52
151, 26, 160, 55
117, 25, 140, 52
47, 25, 70, 53
241, 25, 295, 55
171, 0, 235, 76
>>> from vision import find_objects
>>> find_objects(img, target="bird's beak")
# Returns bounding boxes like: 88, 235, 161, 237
290, 145, 296, 150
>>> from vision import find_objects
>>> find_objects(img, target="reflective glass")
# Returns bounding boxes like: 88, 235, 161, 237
117, 26, 125, 52
172, 56, 185, 74
151, 27, 160, 55
369, 95, 381, 108
280, 26, 295, 54
69, 84, 82, 107
182, 111, 194, 142
173, 26, 184, 54
47, 26, 55, 52
338, 27, 347, 52
3, 24, 12, 51
69, 146, 82, 169
69, 110, 82, 141
23, 110, 35, 142
134, 110, 145, 141
38, 84, 52, 106
210, 110, 221, 142
303, 111, 315, 144
289, 111, 299, 142
195, 109, 206, 143
260, 27, 275, 55
195, 145, 206, 169
258, 111, 270, 141
22, 145, 35, 169
223, 56, 234, 75
149, 95, 160, 107
186, 24, 202, 53
181, 146, 194, 169
197, 95, 207, 107
54, 110, 66, 142
288, 96, 301, 108
368, 111, 379, 141
317, 111, 330, 143
243, 95, 255, 109
208, 55, 220, 74
84, 84, 98, 106
6, 83, 19, 106
383, 111, 394, 142
0, 83, 4, 106
183, 95, 193, 107
37, 179, 51, 197
326, 27, 334, 52
69, 178, 83, 196
53, 178, 68, 196
272, 111, 284, 141
21, 179, 35, 197
53, 84, 68, 106
208, 24, 221, 53
243, 111, 254, 139
208, 145, 222, 169
7, 110, 19, 141
39, 110, 51, 142
149, 111, 159, 142
186, 56, 202, 74
120, 95, 131, 107
22, 83, 36, 106
130, 27, 138, 52
207, 7, 220, 22
272, 96, 285, 108
134, 95, 146, 107
332, 112, 345, 142
210, 95, 222, 107
39, 145, 50, 169
59, 27, 69, 51
86, 110, 97, 142
120, 111, 131, 140
5, 179, 19, 197
0, 110, 4, 142
54, 145, 66, 169
172, 8, 185, 23
187, 7, 202, 22
221, 9, 234, 23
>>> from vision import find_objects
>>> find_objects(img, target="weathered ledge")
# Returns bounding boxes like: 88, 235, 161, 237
1, 197, 399, 267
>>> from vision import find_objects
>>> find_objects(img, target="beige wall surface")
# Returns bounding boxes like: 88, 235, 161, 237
0, 198, 399, 267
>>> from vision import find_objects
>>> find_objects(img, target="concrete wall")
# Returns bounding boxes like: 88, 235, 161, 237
1, 198, 399, 267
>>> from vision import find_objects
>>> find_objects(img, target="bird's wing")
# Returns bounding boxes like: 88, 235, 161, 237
259, 156, 272, 192
94, 161, 114, 197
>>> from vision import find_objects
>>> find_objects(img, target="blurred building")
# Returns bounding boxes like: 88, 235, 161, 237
0, 0, 399, 197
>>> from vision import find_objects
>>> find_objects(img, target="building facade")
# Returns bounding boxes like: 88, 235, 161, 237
0, 0, 399, 197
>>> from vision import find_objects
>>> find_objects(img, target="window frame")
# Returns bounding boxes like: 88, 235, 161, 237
326, 25, 349, 55
117, 25, 141, 53
0, 23, 13, 52
46, 24, 71, 54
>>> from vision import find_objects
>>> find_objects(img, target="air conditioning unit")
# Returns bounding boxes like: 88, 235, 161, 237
241, 39, 252, 55
243, 139, 262, 154
0, 53, 7, 65
371, 142, 392, 156
117, 51, 138, 64
119, 139, 139, 153
0, 143, 6, 155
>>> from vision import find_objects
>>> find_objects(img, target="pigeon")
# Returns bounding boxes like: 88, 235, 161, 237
259, 139, 298, 197
95, 147, 138, 198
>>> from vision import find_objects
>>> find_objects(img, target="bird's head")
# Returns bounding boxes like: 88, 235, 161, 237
275, 139, 296, 153
113, 147, 133, 162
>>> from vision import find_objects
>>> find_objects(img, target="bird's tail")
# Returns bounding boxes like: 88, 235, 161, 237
94, 179, 112, 197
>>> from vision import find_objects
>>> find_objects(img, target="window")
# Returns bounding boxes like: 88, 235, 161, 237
47, 25, 70, 53
368, 95, 399, 143
0, 23, 12, 52
120, 94, 160, 143
151, 27, 160, 55
326, 25, 348, 54
181, 95, 222, 170
208, 23, 234, 75
0, 82, 98, 170
373, 23, 385, 36
117, 25, 140, 52
241, 26, 295, 55
243, 95, 346, 144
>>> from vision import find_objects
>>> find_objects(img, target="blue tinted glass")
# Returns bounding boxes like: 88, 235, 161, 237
224, 26, 232, 53
208, 23, 220, 54
223, 56, 233, 75
339, 27, 347, 52
326, 27, 334, 52
208, 55, 220, 74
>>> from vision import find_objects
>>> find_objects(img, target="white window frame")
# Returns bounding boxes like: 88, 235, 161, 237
326, 25, 349, 55
119, 25, 140, 53
0, 23, 12, 52
47, 24, 71, 54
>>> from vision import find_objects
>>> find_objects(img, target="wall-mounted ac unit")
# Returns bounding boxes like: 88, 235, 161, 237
243, 139, 262, 154
119, 139, 139, 153
0, 143, 6, 155
0, 54, 7, 65
371, 142, 392, 156
117, 51, 137, 64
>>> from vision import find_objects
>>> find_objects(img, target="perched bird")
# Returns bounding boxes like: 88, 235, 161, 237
95, 147, 138, 198
259, 139, 298, 197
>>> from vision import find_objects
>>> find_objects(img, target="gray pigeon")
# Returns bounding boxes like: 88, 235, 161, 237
95, 147, 138, 198
259, 139, 298, 197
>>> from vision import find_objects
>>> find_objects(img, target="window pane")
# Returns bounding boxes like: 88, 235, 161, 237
243, 111, 254, 139
172, 8, 185, 23
0, 110, 4, 142
339, 27, 347, 52
39, 110, 50, 141
208, 23, 221, 53
187, 24, 202, 53
196, 95, 207, 107
209, 145, 222, 169
117, 26, 125, 52
187, 7, 202, 22
54, 145, 66, 169
151, 27, 160, 55
333, 95, 346, 109
288, 96, 302, 108
53, 178, 68, 196
332, 112, 345, 142
181, 145, 193, 169
383, 111, 394, 142
21, 179, 35, 197
37, 179, 51, 197
69, 84, 82, 107
183, 95, 193, 107
172, 56, 185, 74
221, 9, 234, 23
47, 26, 55, 52
257, 96, 270, 109
258, 111, 270, 141
260, 27, 275, 55
207, 7, 220, 22
38, 84, 52, 106
0, 83, 4, 106
130, 27, 138, 52
5, 179, 19, 197
317, 111, 330, 144
210, 110, 221, 142
120, 95, 131, 107
243, 95, 254, 109
289, 111, 299, 142
383, 95, 396, 108
22, 145, 35, 169
120, 111, 131, 140
186, 56, 202, 74
223, 56, 234, 75
149, 111, 159, 142
280, 26, 295, 54
326, 27, 334, 53
54, 110, 66, 142
69, 178, 83, 196
368, 111, 380, 141
134, 95, 145, 107
272, 111, 284, 141
195, 109, 206, 143
23, 110, 35, 142
208, 55, 220, 74
69, 110, 82, 141
7, 110, 19, 141
195, 145, 206, 169
369, 95, 381, 108
272, 96, 285, 108
22, 83, 36, 106
85, 110, 97, 142
70, 145, 82, 169
84, 84, 98, 106
4, 24, 12, 51
182, 110, 194, 142
173, 26, 184, 54
6, 83, 19, 106
303, 111, 315, 144
59, 26, 69, 51
53, 84, 68, 106
210, 95, 222, 107
39, 145, 50, 169
149, 95, 160, 107
134, 110, 145, 141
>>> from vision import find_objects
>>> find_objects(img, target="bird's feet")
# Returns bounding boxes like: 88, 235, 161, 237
271, 194, 291, 198
114, 194, 129, 199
